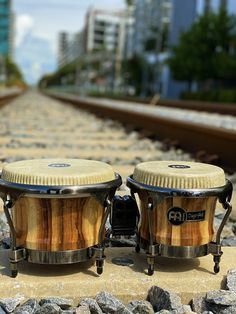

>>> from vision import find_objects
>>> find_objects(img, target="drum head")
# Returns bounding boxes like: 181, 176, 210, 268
1, 159, 116, 186
133, 161, 226, 189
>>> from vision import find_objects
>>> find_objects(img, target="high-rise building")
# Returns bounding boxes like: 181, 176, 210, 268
84, 8, 133, 58
58, 32, 69, 68
0, 0, 13, 57
133, 0, 172, 55
58, 31, 86, 68
57, 7, 133, 91
0, 0, 13, 83
130, 0, 172, 96
162, 0, 197, 98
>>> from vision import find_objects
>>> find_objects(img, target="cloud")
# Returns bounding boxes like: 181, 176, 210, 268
15, 23, 56, 84
15, 14, 34, 47
15, 14, 56, 84
13, 1, 125, 84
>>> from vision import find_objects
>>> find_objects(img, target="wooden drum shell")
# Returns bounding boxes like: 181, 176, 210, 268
13, 196, 104, 251
138, 192, 217, 247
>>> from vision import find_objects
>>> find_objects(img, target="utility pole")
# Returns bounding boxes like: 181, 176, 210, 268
204, 0, 211, 15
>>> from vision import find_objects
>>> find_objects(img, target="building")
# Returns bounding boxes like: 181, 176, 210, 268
0, 0, 13, 57
57, 7, 134, 91
58, 32, 69, 68
58, 31, 85, 68
162, 0, 197, 99
131, 0, 172, 96
0, 0, 13, 83
133, 0, 172, 56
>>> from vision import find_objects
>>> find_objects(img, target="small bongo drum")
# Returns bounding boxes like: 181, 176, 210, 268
0, 159, 121, 277
127, 161, 232, 275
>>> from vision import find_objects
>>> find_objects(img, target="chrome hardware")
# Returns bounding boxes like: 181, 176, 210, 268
0, 173, 122, 277
26, 248, 95, 264
127, 175, 233, 276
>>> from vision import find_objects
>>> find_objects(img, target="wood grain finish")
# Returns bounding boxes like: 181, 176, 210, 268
13, 196, 104, 251
139, 194, 217, 246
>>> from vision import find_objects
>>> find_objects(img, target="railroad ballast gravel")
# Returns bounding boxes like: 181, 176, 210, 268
0, 91, 191, 165
0, 269, 235, 313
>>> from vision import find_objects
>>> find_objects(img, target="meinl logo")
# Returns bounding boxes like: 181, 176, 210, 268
167, 207, 187, 225
167, 207, 205, 225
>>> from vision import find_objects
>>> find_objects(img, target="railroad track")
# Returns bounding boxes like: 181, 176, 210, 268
46, 91, 236, 173
0, 89, 23, 108
91, 94, 236, 116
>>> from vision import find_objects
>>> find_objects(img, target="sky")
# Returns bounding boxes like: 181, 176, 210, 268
13, 0, 125, 85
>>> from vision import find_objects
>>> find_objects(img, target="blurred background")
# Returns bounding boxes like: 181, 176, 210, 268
1, 0, 236, 102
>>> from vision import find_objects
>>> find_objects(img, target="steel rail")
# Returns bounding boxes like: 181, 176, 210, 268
0, 90, 23, 108
45, 91, 236, 173
86, 95, 236, 116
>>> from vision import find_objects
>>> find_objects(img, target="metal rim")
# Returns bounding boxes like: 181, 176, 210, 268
26, 247, 96, 264
127, 175, 232, 200
140, 238, 209, 258
0, 173, 122, 198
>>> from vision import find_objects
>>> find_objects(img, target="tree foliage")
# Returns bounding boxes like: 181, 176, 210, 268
122, 55, 146, 95
168, 9, 236, 90
5, 57, 25, 87
38, 62, 77, 88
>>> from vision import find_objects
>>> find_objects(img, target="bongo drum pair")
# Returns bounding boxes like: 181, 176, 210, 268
0, 159, 232, 277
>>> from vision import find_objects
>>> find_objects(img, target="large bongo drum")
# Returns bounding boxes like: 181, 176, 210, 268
0, 159, 122, 277
127, 161, 233, 275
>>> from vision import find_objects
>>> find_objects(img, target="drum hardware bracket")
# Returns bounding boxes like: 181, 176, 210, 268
9, 247, 26, 263
94, 247, 105, 275
94, 194, 114, 275
147, 201, 156, 276
3, 199, 17, 250
210, 200, 232, 274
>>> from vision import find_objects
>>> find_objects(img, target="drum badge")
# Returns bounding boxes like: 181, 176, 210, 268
167, 207, 205, 225
48, 163, 71, 168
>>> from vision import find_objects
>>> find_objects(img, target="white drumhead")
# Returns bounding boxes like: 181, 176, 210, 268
133, 161, 225, 189
1, 159, 116, 186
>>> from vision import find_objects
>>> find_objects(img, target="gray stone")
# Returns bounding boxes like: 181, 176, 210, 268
191, 296, 208, 313
0, 307, 6, 314
61, 310, 76, 314
181, 304, 196, 313
221, 236, 236, 246
205, 305, 236, 314
14, 306, 34, 314
75, 305, 91, 314
155, 310, 177, 314
147, 286, 183, 313
127, 300, 154, 313
214, 218, 233, 238
206, 290, 236, 306
226, 269, 236, 291
0, 298, 21, 313
14, 299, 40, 314
205, 290, 236, 314
79, 298, 103, 314
232, 224, 236, 235
36, 303, 61, 314
201, 312, 214, 314
39, 297, 73, 310
96, 291, 131, 313
0, 237, 11, 249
